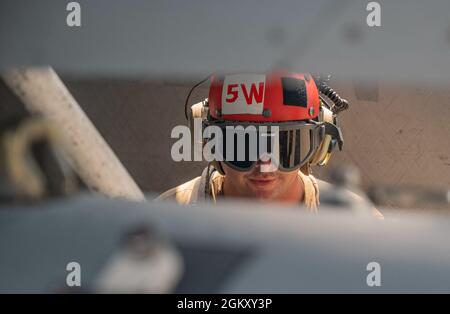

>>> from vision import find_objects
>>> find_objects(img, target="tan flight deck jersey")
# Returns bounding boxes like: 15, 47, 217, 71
158, 167, 383, 218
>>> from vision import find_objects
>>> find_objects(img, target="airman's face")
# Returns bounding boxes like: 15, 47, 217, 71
221, 161, 302, 203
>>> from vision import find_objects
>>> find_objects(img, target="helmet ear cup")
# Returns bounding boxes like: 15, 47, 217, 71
189, 100, 207, 139
307, 76, 348, 171
310, 105, 335, 166
311, 135, 333, 166
189, 99, 226, 175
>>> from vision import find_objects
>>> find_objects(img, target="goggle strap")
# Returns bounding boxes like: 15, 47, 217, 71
324, 122, 344, 150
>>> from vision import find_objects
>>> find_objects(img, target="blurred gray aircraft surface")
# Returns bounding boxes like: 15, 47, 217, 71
1, 195, 450, 293
1, 0, 450, 82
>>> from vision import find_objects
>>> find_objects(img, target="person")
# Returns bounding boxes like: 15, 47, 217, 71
158, 71, 382, 217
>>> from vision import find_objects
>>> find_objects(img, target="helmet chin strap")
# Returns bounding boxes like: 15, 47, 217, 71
301, 163, 312, 176
210, 160, 225, 175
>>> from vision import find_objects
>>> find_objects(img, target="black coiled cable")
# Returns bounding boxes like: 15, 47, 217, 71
313, 75, 349, 114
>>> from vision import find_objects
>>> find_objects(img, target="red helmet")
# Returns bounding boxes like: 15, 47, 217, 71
187, 71, 346, 174
208, 71, 320, 122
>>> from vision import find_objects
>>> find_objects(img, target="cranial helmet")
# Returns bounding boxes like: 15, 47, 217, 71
186, 71, 348, 175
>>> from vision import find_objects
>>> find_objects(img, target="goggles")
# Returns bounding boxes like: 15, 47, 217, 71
203, 121, 325, 172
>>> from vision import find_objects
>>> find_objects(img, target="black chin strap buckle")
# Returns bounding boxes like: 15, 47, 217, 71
324, 122, 344, 151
